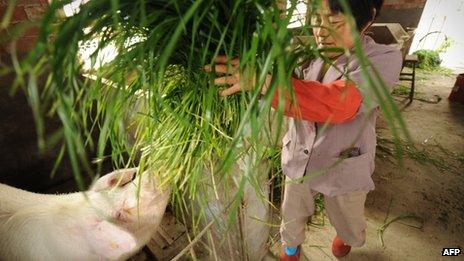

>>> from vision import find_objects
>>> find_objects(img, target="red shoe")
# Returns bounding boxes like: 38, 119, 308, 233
332, 236, 351, 257
280, 246, 301, 261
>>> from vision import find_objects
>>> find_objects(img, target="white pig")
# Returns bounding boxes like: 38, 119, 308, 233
0, 168, 170, 261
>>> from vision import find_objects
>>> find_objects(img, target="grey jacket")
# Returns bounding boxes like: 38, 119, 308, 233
281, 36, 403, 196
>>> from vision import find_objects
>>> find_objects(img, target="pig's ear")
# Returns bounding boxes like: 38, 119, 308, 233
90, 168, 137, 191
85, 220, 138, 259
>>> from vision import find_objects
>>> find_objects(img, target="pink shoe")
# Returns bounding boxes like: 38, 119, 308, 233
332, 236, 351, 257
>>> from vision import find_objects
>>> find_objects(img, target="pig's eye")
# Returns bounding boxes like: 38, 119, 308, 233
109, 178, 118, 186
130, 172, 137, 181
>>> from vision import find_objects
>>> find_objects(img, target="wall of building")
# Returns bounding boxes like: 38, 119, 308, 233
0, 0, 49, 53
409, 0, 464, 70
377, 0, 427, 29
0, 66, 77, 193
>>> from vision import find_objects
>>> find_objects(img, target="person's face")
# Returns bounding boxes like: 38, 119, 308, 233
310, 0, 356, 57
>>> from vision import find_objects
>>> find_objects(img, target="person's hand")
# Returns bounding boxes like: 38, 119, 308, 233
204, 55, 271, 97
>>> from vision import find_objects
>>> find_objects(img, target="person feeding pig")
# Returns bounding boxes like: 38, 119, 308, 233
205, 0, 402, 259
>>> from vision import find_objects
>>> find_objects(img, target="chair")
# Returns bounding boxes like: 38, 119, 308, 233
400, 54, 419, 102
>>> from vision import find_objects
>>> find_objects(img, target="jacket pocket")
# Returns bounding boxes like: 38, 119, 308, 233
330, 153, 374, 189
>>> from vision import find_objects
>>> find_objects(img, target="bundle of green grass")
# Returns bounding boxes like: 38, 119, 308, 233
18, 0, 301, 185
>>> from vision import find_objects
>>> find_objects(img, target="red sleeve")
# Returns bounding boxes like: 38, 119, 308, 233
270, 78, 362, 124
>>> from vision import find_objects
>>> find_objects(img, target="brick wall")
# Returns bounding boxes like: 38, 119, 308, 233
383, 0, 427, 9
0, 0, 49, 53
1, 1, 92, 193
377, 0, 427, 29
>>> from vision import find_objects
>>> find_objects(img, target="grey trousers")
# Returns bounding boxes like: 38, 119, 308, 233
280, 177, 368, 247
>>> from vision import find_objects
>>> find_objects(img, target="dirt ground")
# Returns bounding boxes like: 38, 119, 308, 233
268, 68, 464, 261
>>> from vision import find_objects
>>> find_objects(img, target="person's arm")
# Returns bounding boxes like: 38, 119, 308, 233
204, 56, 363, 124
270, 79, 362, 124
271, 46, 403, 123
346, 48, 403, 115
206, 53, 401, 124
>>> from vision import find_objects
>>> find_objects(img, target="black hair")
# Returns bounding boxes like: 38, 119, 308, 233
328, 0, 384, 30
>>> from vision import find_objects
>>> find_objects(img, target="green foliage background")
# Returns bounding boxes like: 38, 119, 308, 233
413, 49, 442, 69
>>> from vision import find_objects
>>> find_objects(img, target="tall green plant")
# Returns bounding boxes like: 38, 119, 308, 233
9, 0, 410, 257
